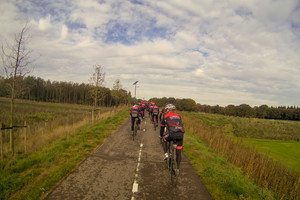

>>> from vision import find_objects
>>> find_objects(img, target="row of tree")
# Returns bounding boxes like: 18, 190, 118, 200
1, 74, 299, 121
198, 104, 300, 121
148, 97, 300, 121
0, 75, 133, 107
148, 97, 198, 111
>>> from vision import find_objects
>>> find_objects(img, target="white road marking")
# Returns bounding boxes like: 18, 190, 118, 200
132, 180, 138, 193
136, 162, 140, 171
131, 143, 144, 198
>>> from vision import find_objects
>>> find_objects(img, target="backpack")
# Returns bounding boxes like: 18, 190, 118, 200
166, 115, 185, 139
131, 111, 138, 117
153, 108, 159, 115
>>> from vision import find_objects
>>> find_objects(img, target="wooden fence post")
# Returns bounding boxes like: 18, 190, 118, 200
10, 127, 14, 154
24, 121, 27, 154
1, 123, 3, 161
92, 109, 94, 124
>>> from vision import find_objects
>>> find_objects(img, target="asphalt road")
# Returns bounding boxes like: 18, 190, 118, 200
44, 113, 214, 200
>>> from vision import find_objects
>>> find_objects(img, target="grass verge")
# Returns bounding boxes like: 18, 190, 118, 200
0, 108, 129, 200
183, 129, 276, 200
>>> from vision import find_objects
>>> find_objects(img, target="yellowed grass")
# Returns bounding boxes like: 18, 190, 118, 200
1, 105, 128, 155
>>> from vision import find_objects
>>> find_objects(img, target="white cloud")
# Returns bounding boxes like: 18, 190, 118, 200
60, 25, 68, 40
38, 15, 52, 31
0, 1, 23, 40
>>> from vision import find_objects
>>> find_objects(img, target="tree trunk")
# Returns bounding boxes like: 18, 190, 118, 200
1, 123, 3, 160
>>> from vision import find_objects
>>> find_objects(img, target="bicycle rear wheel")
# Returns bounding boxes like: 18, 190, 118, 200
133, 119, 137, 141
153, 117, 157, 131
170, 143, 178, 186
165, 142, 171, 170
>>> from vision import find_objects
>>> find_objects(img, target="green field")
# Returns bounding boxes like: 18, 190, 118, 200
241, 138, 300, 173
187, 112, 300, 139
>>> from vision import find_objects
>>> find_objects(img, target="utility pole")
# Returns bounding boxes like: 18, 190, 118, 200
133, 81, 138, 100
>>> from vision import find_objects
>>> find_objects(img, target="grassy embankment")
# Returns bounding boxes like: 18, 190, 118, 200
0, 98, 130, 200
181, 112, 299, 200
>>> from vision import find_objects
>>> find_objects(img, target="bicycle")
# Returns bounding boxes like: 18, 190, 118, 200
141, 110, 144, 119
165, 140, 178, 186
132, 118, 139, 141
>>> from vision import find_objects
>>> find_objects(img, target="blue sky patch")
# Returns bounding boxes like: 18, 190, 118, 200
66, 21, 87, 31
103, 19, 171, 44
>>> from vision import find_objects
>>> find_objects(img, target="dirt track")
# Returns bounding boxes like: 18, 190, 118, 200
44, 114, 214, 200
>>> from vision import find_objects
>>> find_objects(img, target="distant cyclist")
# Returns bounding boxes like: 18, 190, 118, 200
151, 104, 159, 123
160, 104, 185, 175
148, 102, 154, 117
141, 101, 146, 119
159, 106, 167, 122
130, 103, 141, 132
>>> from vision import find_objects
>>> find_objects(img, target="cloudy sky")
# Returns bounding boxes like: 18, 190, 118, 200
0, 0, 299, 107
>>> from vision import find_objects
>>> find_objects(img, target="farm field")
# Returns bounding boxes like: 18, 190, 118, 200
0, 97, 123, 155
0, 97, 109, 125
187, 112, 300, 140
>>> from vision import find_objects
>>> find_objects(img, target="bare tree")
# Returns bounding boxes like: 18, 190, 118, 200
112, 79, 122, 90
111, 79, 123, 106
89, 64, 105, 107
1, 24, 34, 153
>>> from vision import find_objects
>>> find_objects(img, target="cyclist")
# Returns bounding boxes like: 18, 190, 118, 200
160, 104, 185, 175
152, 104, 159, 123
148, 102, 154, 117
130, 103, 141, 132
141, 101, 146, 119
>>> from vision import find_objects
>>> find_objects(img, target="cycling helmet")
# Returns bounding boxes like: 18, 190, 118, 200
166, 104, 175, 110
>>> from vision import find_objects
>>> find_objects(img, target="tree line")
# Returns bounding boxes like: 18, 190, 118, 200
0, 75, 133, 107
1, 75, 299, 121
149, 97, 300, 121
198, 104, 300, 121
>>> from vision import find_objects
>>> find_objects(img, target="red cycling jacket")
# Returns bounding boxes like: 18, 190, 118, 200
152, 105, 159, 115
130, 105, 141, 117
160, 111, 185, 134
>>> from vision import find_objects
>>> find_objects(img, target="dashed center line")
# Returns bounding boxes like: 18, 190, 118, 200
131, 143, 144, 199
